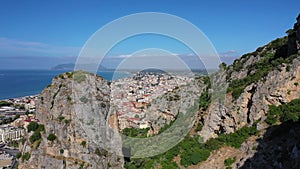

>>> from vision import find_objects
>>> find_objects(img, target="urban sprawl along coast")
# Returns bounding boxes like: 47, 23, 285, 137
0, 71, 196, 168
0, 95, 38, 168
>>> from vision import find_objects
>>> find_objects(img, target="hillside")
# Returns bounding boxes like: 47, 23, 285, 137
124, 14, 300, 169
17, 14, 300, 169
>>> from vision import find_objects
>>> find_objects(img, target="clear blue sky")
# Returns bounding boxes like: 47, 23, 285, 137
0, 0, 299, 69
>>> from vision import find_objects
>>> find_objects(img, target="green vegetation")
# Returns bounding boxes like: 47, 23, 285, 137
38, 124, 46, 133
0, 101, 12, 107
58, 115, 65, 122
66, 72, 73, 78
29, 131, 41, 143
58, 74, 65, 79
167, 93, 180, 101
64, 119, 71, 124
122, 128, 149, 138
15, 104, 25, 110
195, 121, 203, 132
27, 122, 45, 133
219, 62, 227, 69
224, 157, 236, 168
22, 152, 31, 161
227, 36, 295, 100
266, 99, 300, 125
60, 149, 64, 154
199, 77, 211, 110
47, 133, 57, 141
294, 82, 299, 86
286, 65, 291, 72
27, 122, 39, 132
16, 152, 22, 159
125, 123, 258, 168
95, 148, 101, 156
8, 140, 19, 148
179, 136, 211, 167
0, 114, 20, 125
50, 83, 63, 109
210, 124, 258, 149
79, 162, 85, 169
81, 141, 87, 148
73, 71, 87, 83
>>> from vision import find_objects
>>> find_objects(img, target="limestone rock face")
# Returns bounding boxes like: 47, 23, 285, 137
145, 78, 206, 134
200, 15, 300, 142
19, 71, 124, 169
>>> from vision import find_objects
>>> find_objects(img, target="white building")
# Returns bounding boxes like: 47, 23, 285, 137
0, 126, 25, 143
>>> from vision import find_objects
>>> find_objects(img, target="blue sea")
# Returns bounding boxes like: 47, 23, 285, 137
0, 70, 131, 100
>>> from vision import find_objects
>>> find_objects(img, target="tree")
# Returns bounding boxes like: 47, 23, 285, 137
29, 131, 41, 143
27, 122, 39, 132
81, 141, 87, 148
22, 152, 31, 161
47, 133, 57, 141
16, 152, 22, 159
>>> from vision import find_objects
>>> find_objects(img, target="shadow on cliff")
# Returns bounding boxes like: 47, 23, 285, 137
240, 120, 300, 169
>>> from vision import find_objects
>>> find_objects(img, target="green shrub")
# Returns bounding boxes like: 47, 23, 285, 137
125, 122, 258, 169
27, 121, 39, 132
16, 152, 22, 159
58, 115, 65, 122
73, 71, 86, 83
38, 124, 46, 133
64, 119, 71, 124
122, 128, 149, 138
0, 101, 12, 106
22, 152, 31, 161
266, 99, 300, 125
29, 131, 41, 143
81, 141, 87, 148
195, 122, 203, 132
286, 65, 291, 72
224, 157, 236, 167
47, 133, 57, 141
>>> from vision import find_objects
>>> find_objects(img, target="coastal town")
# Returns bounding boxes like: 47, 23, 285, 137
0, 95, 38, 168
0, 71, 195, 168
110, 71, 193, 130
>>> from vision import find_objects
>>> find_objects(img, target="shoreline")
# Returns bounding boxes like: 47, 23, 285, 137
0, 94, 39, 102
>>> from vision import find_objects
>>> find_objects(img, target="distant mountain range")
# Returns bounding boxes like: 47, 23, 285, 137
51, 63, 108, 71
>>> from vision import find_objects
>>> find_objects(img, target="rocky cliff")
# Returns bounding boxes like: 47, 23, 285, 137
197, 14, 300, 168
19, 71, 124, 169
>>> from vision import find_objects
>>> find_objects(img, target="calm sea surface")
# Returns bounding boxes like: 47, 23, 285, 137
0, 70, 131, 100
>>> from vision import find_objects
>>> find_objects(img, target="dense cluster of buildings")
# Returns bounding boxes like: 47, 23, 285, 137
0, 95, 39, 167
111, 72, 192, 130
0, 95, 39, 143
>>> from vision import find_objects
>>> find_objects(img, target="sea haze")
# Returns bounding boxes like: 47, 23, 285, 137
0, 70, 131, 100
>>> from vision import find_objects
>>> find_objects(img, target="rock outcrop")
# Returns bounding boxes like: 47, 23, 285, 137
19, 71, 124, 169
200, 14, 300, 142
196, 14, 300, 169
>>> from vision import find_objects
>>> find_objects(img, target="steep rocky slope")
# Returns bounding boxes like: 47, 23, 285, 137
196, 14, 300, 168
200, 14, 300, 141
19, 71, 124, 169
